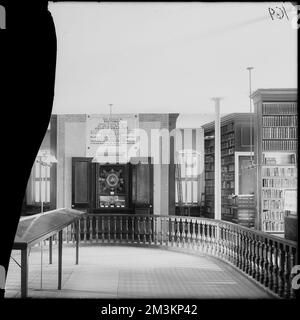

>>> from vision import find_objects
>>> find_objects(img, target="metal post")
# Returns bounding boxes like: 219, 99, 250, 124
76, 221, 79, 265
247, 67, 254, 165
40, 241, 43, 289
212, 97, 222, 221
49, 236, 53, 264
21, 248, 28, 298
58, 230, 63, 290
39, 158, 43, 213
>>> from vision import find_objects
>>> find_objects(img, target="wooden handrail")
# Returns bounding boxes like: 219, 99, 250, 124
63, 213, 297, 299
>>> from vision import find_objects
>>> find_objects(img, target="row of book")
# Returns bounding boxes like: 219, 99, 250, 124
221, 207, 232, 214
233, 196, 255, 207
221, 148, 234, 156
221, 155, 234, 165
222, 189, 233, 196
262, 167, 297, 178
262, 210, 285, 220
222, 172, 234, 180
205, 163, 214, 171
205, 187, 214, 195
221, 122, 234, 134
262, 178, 297, 188
262, 199, 284, 210
205, 172, 214, 179
221, 140, 235, 149
262, 189, 284, 198
222, 181, 234, 189
222, 132, 235, 141
205, 155, 215, 163
262, 103, 297, 115
262, 115, 297, 127
262, 153, 296, 165
262, 140, 297, 151
221, 164, 235, 173
205, 180, 214, 187
262, 221, 284, 232
262, 127, 297, 139
205, 146, 214, 154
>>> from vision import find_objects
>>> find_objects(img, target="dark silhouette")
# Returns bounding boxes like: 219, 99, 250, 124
0, 0, 56, 299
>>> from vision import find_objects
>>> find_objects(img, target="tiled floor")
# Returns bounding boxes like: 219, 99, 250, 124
5, 245, 273, 299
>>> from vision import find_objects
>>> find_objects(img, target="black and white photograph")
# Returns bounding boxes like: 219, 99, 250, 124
0, 0, 299, 312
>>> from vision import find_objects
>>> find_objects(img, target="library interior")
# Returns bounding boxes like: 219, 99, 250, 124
8, 87, 297, 299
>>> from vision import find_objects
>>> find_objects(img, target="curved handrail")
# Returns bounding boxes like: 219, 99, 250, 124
62, 213, 296, 299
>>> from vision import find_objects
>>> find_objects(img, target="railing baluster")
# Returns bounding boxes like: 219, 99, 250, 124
95, 216, 99, 243
220, 224, 225, 259
83, 216, 87, 243
241, 229, 245, 269
237, 229, 242, 269
283, 246, 290, 298
289, 247, 296, 299
226, 225, 230, 262
143, 216, 147, 245
171, 218, 175, 247
175, 218, 180, 247
186, 219, 191, 248
248, 233, 253, 276
154, 216, 158, 246
161, 217, 165, 246
148, 216, 152, 244
113, 216, 117, 243
182, 219, 186, 248
200, 222, 205, 253
196, 221, 200, 250
213, 223, 218, 257
107, 216, 111, 244
254, 235, 259, 281
101, 216, 105, 243
278, 243, 284, 297
125, 216, 129, 243
131, 216, 135, 244
119, 216, 123, 244
191, 219, 196, 249
232, 226, 237, 264
272, 241, 279, 294
137, 216, 141, 244
264, 239, 270, 287
268, 239, 274, 291
89, 215, 93, 243
259, 239, 265, 285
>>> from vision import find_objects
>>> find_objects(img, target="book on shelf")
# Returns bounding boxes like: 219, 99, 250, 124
263, 221, 284, 232
262, 167, 297, 177
262, 153, 297, 165
262, 115, 297, 127
262, 127, 297, 139
262, 140, 297, 151
262, 178, 297, 188
262, 103, 297, 114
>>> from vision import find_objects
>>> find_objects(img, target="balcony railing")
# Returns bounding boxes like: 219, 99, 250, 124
50, 213, 297, 299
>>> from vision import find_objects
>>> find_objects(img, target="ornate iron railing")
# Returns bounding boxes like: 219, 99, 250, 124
51, 213, 297, 299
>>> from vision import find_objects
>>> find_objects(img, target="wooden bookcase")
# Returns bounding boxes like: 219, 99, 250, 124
252, 89, 298, 237
202, 113, 255, 226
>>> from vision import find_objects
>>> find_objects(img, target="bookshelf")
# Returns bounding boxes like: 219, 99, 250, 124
203, 113, 255, 225
252, 89, 298, 236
